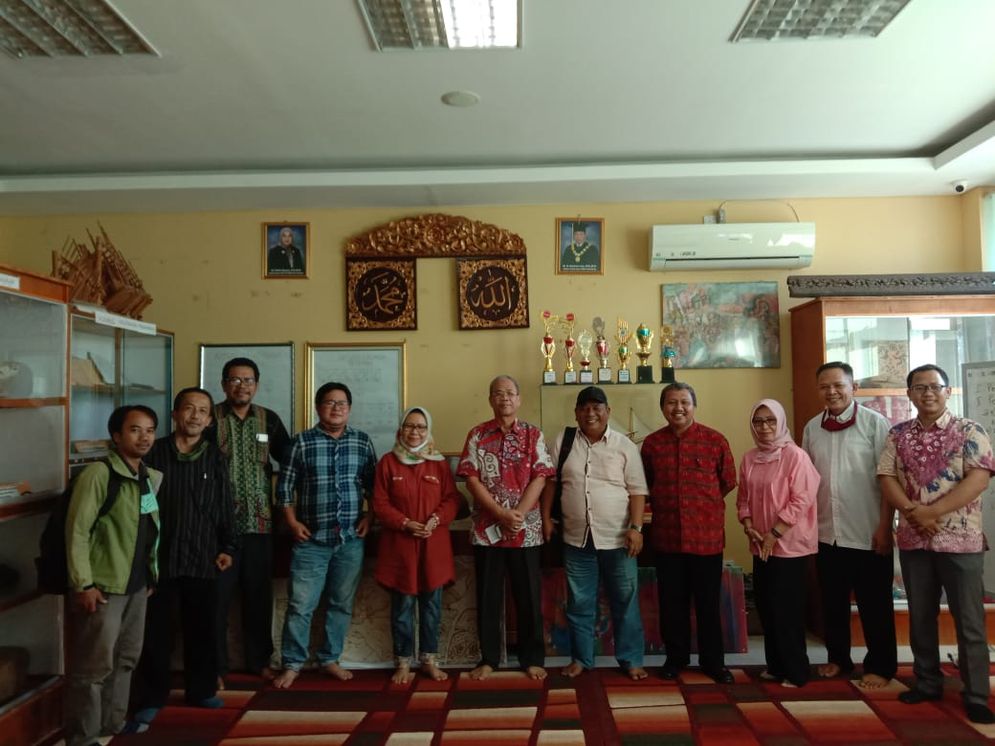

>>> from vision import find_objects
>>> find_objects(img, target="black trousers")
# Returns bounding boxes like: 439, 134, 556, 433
473, 545, 545, 670
816, 542, 898, 679
216, 533, 274, 675
134, 576, 217, 708
754, 554, 810, 686
656, 551, 725, 671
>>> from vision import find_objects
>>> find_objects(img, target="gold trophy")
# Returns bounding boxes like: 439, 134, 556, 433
635, 323, 655, 383
615, 317, 634, 384
660, 324, 677, 383
540, 310, 558, 384
561, 313, 578, 384
593, 316, 612, 383
577, 329, 594, 384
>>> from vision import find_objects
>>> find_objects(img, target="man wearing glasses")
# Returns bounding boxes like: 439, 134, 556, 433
458, 375, 555, 680
802, 362, 896, 689
273, 382, 376, 688
213, 357, 291, 684
878, 364, 995, 724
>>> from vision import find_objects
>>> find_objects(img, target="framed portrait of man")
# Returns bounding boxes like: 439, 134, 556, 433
556, 217, 604, 275
262, 222, 309, 279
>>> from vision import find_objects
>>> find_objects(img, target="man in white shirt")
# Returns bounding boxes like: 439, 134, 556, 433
541, 386, 649, 680
802, 362, 897, 689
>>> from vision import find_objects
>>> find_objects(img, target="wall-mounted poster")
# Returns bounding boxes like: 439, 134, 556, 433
263, 222, 309, 278
661, 281, 780, 368
555, 217, 604, 275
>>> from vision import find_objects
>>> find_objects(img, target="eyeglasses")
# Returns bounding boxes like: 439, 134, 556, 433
910, 383, 946, 394
401, 424, 428, 432
319, 399, 350, 409
490, 390, 519, 399
224, 376, 256, 386
751, 417, 778, 428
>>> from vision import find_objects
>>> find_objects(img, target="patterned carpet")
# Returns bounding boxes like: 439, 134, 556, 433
105, 664, 995, 745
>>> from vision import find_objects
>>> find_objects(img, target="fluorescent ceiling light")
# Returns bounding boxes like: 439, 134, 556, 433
358, 0, 519, 50
0, 0, 156, 58
731, 0, 912, 42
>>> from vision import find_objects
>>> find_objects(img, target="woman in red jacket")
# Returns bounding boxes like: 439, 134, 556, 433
373, 407, 463, 684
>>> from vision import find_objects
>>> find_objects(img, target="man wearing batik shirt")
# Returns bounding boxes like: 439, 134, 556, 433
641, 382, 737, 684
878, 364, 995, 724
458, 375, 554, 680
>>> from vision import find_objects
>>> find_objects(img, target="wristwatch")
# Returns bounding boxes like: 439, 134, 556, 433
628, 523, 642, 533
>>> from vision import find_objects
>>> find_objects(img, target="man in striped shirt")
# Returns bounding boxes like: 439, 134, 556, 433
131, 387, 236, 726
273, 381, 377, 688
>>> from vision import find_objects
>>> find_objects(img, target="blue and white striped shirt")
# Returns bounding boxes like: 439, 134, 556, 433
276, 425, 376, 544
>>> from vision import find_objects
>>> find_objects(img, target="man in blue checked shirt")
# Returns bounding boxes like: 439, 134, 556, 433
272, 381, 376, 688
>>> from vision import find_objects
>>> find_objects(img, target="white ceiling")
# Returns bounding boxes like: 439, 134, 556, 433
1, 0, 994, 214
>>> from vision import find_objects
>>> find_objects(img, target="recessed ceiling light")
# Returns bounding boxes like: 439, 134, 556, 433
0, 0, 157, 58
441, 90, 480, 107
731, 0, 911, 41
357, 0, 519, 50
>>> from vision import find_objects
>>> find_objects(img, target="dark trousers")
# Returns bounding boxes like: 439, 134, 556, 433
816, 542, 897, 679
216, 533, 273, 675
134, 576, 217, 708
473, 545, 544, 670
754, 554, 810, 686
656, 552, 725, 672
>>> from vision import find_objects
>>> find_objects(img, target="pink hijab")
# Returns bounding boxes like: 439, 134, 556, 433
750, 398, 795, 463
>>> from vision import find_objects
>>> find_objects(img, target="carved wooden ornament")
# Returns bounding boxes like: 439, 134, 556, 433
457, 257, 529, 330
346, 213, 526, 258
346, 258, 417, 331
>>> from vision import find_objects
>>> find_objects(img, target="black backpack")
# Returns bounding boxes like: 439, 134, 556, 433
36, 458, 123, 594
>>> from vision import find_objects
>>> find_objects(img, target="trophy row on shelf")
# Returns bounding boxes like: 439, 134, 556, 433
541, 312, 677, 386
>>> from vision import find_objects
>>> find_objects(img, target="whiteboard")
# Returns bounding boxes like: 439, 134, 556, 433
962, 361, 995, 593
307, 342, 405, 460
199, 343, 295, 432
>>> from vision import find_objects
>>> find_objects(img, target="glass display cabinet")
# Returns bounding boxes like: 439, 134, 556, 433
69, 311, 173, 469
0, 264, 69, 745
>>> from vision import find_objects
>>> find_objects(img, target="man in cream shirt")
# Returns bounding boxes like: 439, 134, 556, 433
802, 362, 896, 689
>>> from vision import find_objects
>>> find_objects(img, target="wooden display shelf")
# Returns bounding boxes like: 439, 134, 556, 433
0, 590, 43, 614
0, 397, 67, 409
0, 676, 63, 746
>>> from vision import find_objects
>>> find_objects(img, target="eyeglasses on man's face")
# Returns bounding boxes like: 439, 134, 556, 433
319, 399, 350, 410
490, 389, 519, 399
909, 383, 946, 394
224, 376, 256, 386
751, 417, 778, 428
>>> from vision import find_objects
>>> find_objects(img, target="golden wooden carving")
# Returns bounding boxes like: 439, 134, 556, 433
51, 223, 152, 319
345, 213, 526, 258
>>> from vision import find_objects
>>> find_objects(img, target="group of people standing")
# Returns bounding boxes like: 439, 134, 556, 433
60, 357, 995, 745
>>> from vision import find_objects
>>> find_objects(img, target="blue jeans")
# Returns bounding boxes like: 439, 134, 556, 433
564, 541, 644, 669
390, 587, 442, 662
280, 536, 364, 670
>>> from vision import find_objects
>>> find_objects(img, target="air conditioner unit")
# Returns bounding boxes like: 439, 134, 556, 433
649, 222, 815, 271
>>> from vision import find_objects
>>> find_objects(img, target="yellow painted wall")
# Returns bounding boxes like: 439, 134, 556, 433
0, 195, 966, 566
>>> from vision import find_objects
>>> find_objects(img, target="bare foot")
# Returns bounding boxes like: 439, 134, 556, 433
421, 662, 448, 681
391, 665, 415, 685
272, 669, 299, 689
469, 664, 494, 680
781, 680, 799, 688
817, 662, 841, 678
259, 666, 277, 681
525, 665, 547, 680
561, 661, 585, 678
857, 673, 890, 689
626, 666, 649, 681
216, 675, 226, 691
759, 670, 780, 681
322, 662, 353, 681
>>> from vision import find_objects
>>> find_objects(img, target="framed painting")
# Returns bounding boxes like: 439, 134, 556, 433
346, 257, 416, 330
456, 257, 529, 330
555, 217, 604, 275
263, 222, 309, 279
199, 342, 295, 431
662, 281, 780, 368
306, 342, 405, 458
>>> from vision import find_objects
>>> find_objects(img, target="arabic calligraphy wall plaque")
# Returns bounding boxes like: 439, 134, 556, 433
346, 258, 416, 331
457, 257, 529, 331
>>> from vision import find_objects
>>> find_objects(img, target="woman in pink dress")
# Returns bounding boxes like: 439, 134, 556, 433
372, 407, 463, 684
737, 398, 820, 687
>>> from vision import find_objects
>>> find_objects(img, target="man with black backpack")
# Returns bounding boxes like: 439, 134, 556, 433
540, 386, 649, 681
64, 405, 161, 746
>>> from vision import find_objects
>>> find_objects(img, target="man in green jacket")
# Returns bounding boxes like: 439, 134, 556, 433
63, 405, 162, 746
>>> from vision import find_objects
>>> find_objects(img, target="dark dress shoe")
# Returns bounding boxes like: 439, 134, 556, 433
898, 688, 942, 704
966, 703, 995, 723
660, 664, 682, 680
704, 667, 735, 684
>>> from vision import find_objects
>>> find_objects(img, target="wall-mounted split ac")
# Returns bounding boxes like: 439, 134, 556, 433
648, 222, 815, 271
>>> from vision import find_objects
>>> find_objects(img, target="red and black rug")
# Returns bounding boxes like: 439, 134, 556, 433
107, 664, 995, 745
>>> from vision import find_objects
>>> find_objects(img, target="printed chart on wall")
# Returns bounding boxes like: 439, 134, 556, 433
962, 361, 995, 594
307, 342, 405, 459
